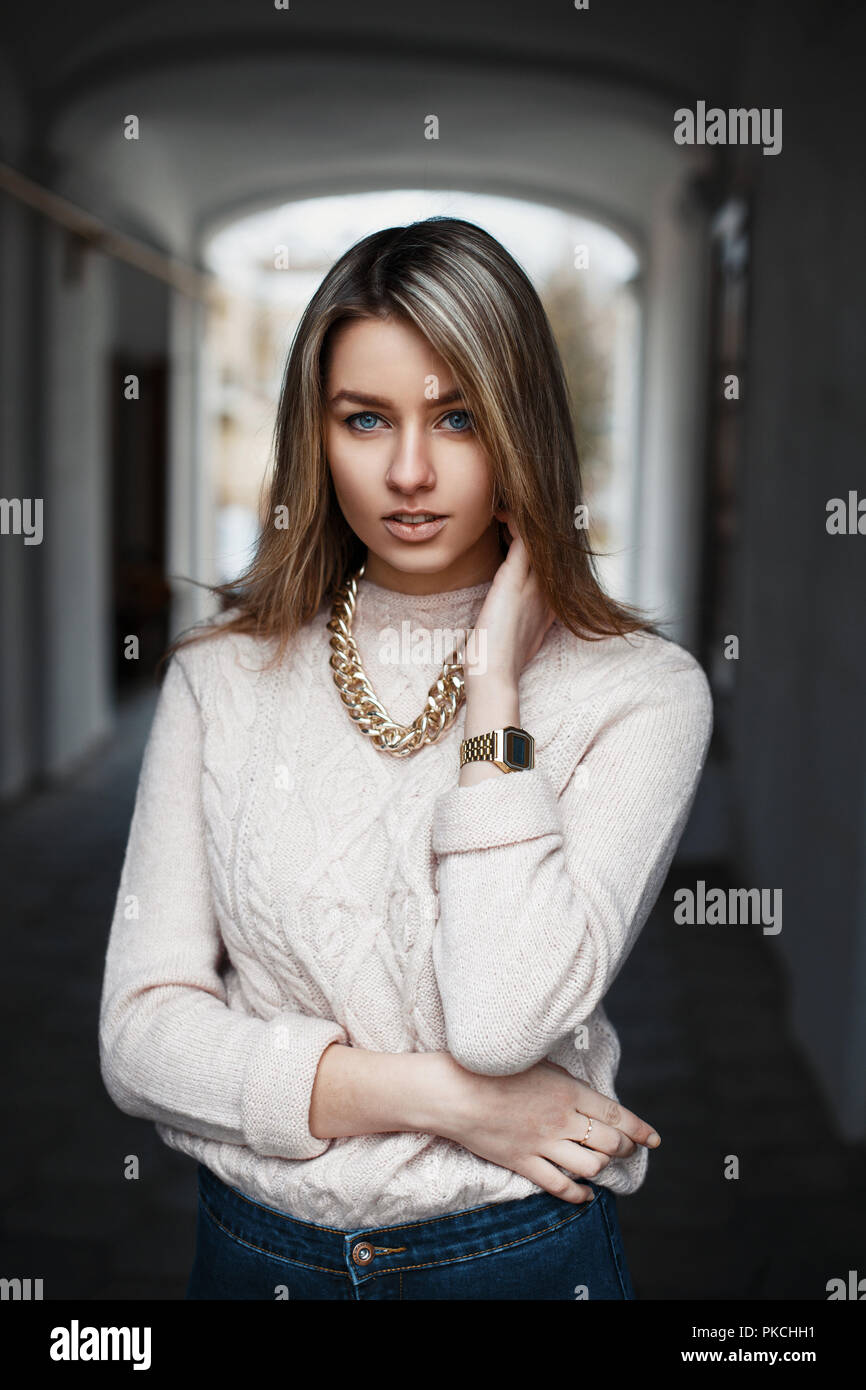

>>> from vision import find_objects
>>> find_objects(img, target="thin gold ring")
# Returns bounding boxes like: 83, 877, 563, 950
577, 1114, 593, 1146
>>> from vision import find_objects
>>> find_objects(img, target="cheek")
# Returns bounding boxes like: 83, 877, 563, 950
326, 436, 373, 517
325, 424, 352, 486
324, 421, 346, 477
450, 446, 495, 511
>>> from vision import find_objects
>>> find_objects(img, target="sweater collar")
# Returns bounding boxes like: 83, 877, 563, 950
353, 572, 494, 632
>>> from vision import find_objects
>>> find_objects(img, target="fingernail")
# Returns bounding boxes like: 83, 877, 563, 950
647, 1132, 661, 1147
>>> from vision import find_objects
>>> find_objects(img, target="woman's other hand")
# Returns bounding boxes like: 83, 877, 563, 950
419, 1052, 660, 1205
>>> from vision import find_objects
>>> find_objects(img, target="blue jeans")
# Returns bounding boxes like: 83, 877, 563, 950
185, 1162, 637, 1300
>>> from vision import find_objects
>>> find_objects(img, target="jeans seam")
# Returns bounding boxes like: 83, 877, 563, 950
355, 1201, 597, 1278
197, 1165, 616, 1290
198, 1193, 349, 1281
596, 1191, 631, 1299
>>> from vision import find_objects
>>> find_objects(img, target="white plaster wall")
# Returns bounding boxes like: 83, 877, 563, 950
42, 228, 113, 775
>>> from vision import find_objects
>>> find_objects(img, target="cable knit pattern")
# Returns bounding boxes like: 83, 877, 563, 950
98, 574, 713, 1226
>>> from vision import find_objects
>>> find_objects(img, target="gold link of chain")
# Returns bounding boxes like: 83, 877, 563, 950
326, 562, 468, 758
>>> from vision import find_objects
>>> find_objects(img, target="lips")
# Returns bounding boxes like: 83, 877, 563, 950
382, 515, 448, 542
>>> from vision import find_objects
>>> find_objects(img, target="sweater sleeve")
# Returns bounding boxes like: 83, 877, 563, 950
430, 656, 713, 1075
98, 647, 349, 1160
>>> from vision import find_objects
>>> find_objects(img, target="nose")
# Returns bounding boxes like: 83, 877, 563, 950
385, 418, 437, 494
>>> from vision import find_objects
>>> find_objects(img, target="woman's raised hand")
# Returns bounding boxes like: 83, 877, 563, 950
466, 514, 556, 684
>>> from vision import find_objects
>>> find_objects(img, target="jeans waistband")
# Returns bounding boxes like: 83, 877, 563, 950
195, 1163, 605, 1276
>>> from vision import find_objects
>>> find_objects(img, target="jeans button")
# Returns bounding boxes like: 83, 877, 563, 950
351, 1241, 375, 1266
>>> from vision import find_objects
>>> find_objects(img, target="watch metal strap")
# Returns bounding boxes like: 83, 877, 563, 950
460, 730, 500, 767
459, 726, 535, 771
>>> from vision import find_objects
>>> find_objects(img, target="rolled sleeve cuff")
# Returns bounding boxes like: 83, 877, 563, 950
431, 765, 563, 856
241, 1013, 349, 1160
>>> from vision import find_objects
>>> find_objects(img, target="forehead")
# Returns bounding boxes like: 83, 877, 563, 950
325, 315, 454, 391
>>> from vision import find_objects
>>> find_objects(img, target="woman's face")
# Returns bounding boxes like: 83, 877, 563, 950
324, 314, 505, 592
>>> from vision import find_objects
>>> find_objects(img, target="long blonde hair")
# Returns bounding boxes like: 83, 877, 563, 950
162, 215, 656, 673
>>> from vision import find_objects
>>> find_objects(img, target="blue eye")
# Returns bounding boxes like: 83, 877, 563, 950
440, 410, 473, 432
346, 412, 382, 431
343, 409, 473, 433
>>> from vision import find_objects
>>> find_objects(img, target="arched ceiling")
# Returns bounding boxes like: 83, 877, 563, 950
2, 1, 739, 255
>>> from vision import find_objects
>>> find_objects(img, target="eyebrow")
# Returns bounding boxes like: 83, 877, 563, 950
328, 387, 466, 410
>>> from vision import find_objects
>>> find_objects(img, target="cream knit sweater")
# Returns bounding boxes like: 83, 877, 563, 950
98, 573, 713, 1228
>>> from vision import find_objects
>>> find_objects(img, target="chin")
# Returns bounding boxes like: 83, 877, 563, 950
376, 553, 454, 575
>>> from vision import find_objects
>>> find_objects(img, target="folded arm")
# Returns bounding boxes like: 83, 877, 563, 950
430, 657, 714, 1075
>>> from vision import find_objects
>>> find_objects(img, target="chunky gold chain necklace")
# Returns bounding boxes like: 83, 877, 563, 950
326, 561, 468, 758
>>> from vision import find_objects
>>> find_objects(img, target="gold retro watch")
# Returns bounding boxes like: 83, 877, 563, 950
459, 726, 535, 773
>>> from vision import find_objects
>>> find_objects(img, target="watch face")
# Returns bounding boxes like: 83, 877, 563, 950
504, 729, 533, 768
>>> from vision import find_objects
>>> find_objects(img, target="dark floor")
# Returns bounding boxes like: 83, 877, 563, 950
1, 689, 864, 1300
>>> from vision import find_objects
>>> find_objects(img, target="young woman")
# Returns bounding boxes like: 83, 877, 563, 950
98, 216, 713, 1301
